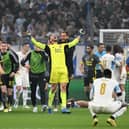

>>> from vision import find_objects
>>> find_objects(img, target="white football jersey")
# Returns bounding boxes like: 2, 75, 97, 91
15, 51, 30, 87
101, 53, 115, 70
115, 53, 123, 66
91, 77, 121, 105
113, 53, 126, 83
17, 51, 29, 73
113, 53, 123, 81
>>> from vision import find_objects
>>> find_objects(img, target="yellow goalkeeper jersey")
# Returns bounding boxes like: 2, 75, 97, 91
31, 37, 79, 83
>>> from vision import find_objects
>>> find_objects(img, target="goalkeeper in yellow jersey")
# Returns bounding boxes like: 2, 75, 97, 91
30, 34, 80, 114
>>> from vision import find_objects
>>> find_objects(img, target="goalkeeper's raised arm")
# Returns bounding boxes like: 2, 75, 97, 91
31, 37, 46, 49
68, 36, 80, 48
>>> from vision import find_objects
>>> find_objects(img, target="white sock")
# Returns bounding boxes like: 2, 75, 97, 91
112, 107, 127, 118
16, 90, 21, 104
122, 91, 125, 103
74, 102, 80, 108
23, 89, 28, 106
88, 104, 96, 117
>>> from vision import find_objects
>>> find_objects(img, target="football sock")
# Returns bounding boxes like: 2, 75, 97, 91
1, 93, 7, 108
23, 89, 28, 106
15, 90, 21, 103
122, 91, 125, 102
48, 89, 56, 108
61, 91, 66, 108
112, 107, 127, 118
8, 95, 13, 106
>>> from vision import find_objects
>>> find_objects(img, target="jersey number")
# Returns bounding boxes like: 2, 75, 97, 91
100, 83, 106, 95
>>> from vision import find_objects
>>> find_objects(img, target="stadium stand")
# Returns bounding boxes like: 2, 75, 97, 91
0, 0, 129, 45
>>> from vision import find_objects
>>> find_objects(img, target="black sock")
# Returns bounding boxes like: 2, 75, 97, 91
8, 95, 13, 106
110, 116, 115, 120
1, 93, 8, 108
93, 115, 97, 119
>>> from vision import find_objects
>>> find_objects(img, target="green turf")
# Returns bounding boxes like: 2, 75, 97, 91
0, 107, 128, 129
69, 78, 85, 99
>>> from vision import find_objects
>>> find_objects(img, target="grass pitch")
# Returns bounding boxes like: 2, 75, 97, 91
0, 107, 129, 129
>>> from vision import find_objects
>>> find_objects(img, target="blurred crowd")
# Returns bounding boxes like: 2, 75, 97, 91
0, 0, 129, 45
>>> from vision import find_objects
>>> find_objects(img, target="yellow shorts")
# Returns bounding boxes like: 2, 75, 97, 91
49, 67, 69, 83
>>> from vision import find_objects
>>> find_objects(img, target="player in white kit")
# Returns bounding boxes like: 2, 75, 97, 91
101, 45, 115, 74
88, 69, 127, 127
14, 41, 30, 108
113, 45, 126, 103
